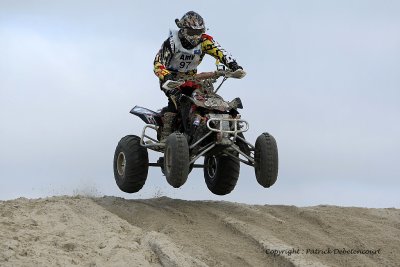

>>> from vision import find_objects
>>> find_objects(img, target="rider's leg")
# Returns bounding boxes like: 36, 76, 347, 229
160, 98, 177, 141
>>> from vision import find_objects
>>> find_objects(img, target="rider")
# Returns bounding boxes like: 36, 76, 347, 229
153, 11, 244, 141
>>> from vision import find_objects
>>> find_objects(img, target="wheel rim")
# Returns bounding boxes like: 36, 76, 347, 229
117, 152, 126, 176
206, 156, 218, 180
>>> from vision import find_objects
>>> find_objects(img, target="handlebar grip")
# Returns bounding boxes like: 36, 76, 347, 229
226, 69, 246, 79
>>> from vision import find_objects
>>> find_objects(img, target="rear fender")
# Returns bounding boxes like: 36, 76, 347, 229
130, 106, 162, 126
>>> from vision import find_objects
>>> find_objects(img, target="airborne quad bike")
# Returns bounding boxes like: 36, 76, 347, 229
113, 69, 278, 195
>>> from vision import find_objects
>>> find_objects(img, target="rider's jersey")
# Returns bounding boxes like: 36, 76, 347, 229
154, 30, 238, 80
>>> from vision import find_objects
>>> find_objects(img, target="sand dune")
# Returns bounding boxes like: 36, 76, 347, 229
1, 196, 399, 266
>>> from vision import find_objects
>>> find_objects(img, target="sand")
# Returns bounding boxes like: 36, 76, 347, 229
1, 196, 399, 266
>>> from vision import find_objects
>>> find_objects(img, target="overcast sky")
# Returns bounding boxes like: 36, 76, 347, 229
1, 1, 399, 208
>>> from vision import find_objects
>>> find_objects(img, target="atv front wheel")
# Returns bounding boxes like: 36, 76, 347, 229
254, 132, 278, 187
164, 133, 190, 188
113, 135, 149, 193
204, 154, 240, 195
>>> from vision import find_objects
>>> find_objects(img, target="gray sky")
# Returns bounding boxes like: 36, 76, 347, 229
1, 1, 399, 207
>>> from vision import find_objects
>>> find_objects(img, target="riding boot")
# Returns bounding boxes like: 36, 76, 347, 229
160, 112, 176, 141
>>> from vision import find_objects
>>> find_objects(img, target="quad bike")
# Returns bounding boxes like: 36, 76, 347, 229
113, 68, 278, 195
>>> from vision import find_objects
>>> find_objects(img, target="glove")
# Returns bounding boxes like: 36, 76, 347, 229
228, 61, 243, 71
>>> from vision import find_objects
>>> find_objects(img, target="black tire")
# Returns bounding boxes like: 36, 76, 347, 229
164, 133, 189, 188
203, 154, 240, 195
113, 135, 149, 193
254, 132, 278, 188
158, 156, 192, 175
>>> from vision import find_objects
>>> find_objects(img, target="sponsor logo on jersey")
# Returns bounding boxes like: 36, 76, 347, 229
180, 54, 195, 60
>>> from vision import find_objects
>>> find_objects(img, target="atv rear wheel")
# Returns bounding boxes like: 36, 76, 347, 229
164, 133, 190, 188
254, 132, 278, 187
204, 154, 240, 195
113, 135, 149, 193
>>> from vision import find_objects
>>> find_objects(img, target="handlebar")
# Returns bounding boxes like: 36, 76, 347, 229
193, 69, 246, 80
162, 69, 246, 90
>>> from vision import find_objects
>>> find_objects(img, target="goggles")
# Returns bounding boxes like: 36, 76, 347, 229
185, 28, 205, 36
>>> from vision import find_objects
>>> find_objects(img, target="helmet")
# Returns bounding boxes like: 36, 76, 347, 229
175, 11, 206, 47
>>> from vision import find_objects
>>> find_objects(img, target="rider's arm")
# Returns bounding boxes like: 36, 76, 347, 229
201, 34, 242, 70
153, 38, 173, 80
